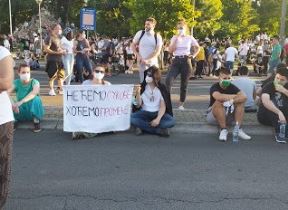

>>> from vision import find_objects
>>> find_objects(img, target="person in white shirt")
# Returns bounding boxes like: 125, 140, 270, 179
0, 46, 14, 209
131, 17, 163, 83
224, 43, 238, 73
61, 28, 75, 85
131, 66, 175, 137
125, 40, 135, 74
238, 40, 249, 65
165, 19, 200, 110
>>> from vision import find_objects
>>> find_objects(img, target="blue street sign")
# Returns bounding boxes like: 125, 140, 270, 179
80, 8, 96, 31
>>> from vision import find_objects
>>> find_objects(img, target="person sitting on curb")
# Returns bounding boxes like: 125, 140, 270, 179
9, 64, 45, 132
257, 65, 288, 143
207, 67, 251, 142
72, 65, 111, 140
131, 65, 175, 137
232, 66, 258, 112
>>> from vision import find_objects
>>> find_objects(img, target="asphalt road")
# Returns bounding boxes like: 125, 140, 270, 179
5, 130, 288, 210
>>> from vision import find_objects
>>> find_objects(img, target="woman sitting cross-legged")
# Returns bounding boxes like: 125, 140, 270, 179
9, 64, 45, 132
72, 65, 111, 140
131, 65, 175, 137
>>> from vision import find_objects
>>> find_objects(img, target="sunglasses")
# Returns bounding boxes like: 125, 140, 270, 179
94, 70, 105, 73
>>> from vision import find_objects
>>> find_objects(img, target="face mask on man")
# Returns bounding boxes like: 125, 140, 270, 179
94, 72, 105, 80
274, 79, 287, 87
145, 76, 153, 83
220, 79, 231, 88
20, 73, 30, 82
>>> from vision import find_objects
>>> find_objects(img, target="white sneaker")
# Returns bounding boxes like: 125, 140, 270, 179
219, 129, 228, 142
48, 89, 56, 96
178, 105, 185, 110
238, 129, 251, 140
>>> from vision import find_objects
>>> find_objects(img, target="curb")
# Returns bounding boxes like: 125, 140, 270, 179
16, 120, 273, 136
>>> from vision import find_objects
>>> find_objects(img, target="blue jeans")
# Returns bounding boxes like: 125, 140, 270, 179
268, 59, 281, 74
75, 54, 92, 83
131, 110, 175, 135
225, 61, 234, 72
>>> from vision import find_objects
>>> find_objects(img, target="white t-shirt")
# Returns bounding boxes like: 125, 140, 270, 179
125, 46, 134, 55
141, 85, 163, 112
82, 80, 111, 86
0, 46, 14, 125
133, 30, 163, 66
225, 47, 238, 62
238, 44, 249, 56
4, 40, 10, 50
61, 37, 74, 54
256, 45, 263, 55
170, 35, 198, 56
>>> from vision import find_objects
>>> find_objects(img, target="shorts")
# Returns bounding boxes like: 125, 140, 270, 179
206, 107, 235, 125
46, 60, 64, 79
268, 59, 280, 74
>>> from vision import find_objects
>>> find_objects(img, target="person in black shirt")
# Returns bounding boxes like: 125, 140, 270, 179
207, 67, 251, 141
257, 65, 288, 143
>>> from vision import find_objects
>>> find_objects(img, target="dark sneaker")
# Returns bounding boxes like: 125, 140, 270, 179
275, 133, 287, 144
33, 122, 41, 133
135, 128, 143, 136
159, 128, 170, 137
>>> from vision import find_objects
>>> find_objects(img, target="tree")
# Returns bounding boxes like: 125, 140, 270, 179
217, 0, 260, 40
124, 0, 197, 39
194, 0, 223, 38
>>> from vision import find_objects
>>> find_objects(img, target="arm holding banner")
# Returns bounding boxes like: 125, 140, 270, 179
135, 86, 142, 108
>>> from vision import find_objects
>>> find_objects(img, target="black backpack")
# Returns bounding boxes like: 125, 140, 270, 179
138, 30, 158, 46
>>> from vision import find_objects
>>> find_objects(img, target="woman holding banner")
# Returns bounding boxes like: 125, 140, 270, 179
72, 65, 111, 140
131, 66, 175, 137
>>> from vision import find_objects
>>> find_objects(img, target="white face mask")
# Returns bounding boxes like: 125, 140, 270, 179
20, 73, 30, 82
145, 76, 153, 83
94, 72, 104, 80
178, 29, 185, 36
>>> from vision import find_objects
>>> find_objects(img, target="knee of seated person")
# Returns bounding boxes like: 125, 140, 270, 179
213, 101, 224, 108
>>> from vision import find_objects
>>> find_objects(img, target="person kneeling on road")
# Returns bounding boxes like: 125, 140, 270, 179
131, 66, 175, 137
9, 64, 45, 132
257, 65, 288, 143
207, 67, 251, 142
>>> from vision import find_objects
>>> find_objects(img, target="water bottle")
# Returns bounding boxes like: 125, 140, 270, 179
232, 122, 240, 143
279, 123, 286, 139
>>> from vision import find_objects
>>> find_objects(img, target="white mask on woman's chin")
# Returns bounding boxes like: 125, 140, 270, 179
94, 72, 104, 80
178, 29, 185, 36
145, 76, 153, 83
20, 73, 30, 82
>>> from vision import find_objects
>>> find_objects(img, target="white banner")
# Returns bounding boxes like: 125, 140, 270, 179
63, 85, 134, 133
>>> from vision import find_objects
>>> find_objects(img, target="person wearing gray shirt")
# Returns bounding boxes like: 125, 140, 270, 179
232, 66, 257, 112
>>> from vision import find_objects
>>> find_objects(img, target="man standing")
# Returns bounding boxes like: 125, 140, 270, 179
257, 65, 288, 143
268, 35, 282, 76
224, 43, 238, 73
131, 17, 163, 82
207, 67, 251, 141
238, 40, 249, 65
0, 46, 14, 209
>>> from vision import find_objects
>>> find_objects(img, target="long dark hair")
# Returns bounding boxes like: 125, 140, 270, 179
140, 65, 162, 94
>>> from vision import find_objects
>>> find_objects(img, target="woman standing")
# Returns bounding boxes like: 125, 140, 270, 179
74, 31, 92, 83
131, 66, 175, 137
165, 19, 200, 110
61, 28, 75, 85
44, 23, 66, 96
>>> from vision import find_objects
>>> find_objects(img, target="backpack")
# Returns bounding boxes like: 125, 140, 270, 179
137, 30, 158, 46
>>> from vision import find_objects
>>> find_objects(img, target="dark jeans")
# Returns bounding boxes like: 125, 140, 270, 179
75, 54, 92, 83
165, 57, 192, 103
0, 121, 13, 209
131, 110, 175, 135
225, 61, 234, 72
212, 59, 218, 75
258, 108, 288, 134
195, 60, 205, 76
